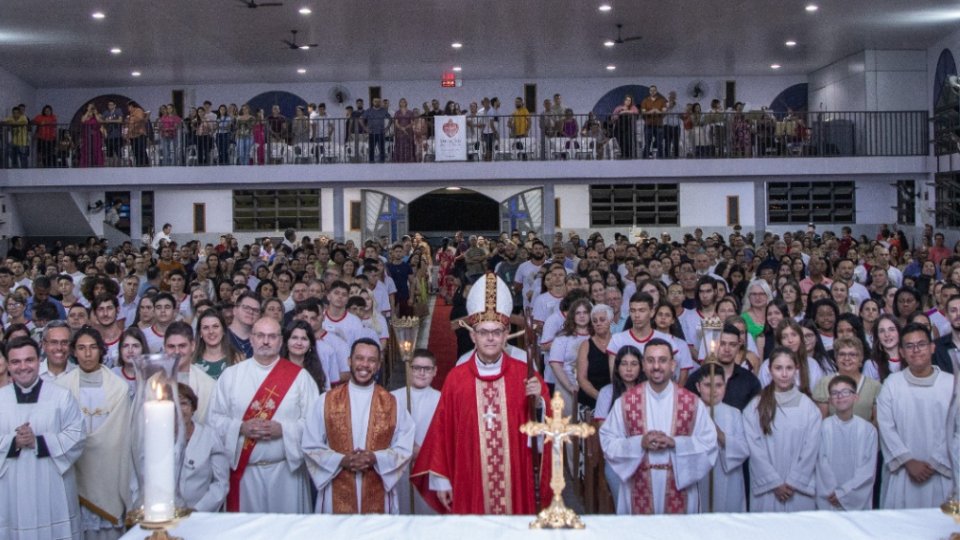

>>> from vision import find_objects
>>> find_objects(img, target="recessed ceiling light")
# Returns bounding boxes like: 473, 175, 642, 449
299, 45, 310, 50
604, 40, 615, 47
785, 40, 797, 47
446, 187, 461, 191
297, 68, 307, 74
805, 4, 818, 11
771, 64, 782, 69
452, 66, 462, 72
299, 7, 311, 14
606, 65, 616, 70
599, 4, 612, 11
91, 12, 105, 19
451, 42, 462, 49
110, 47, 122, 54
131, 71, 141, 77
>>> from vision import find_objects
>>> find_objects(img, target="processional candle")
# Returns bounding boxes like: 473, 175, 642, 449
143, 383, 176, 522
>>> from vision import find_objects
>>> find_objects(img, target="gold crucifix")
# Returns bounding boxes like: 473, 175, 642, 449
261, 385, 281, 402
519, 391, 596, 529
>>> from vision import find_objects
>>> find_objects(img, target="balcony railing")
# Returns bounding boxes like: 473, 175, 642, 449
0, 110, 927, 169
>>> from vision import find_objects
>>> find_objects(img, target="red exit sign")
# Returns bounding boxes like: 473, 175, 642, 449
441, 73, 457, 88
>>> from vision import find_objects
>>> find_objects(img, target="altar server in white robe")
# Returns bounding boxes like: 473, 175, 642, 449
177, 384, 229, 512
56, 327, 131, 540
744, 346, 821, 513
303, 338, 415, 514
163, 322, 216, 423
877, 322, 954, 509
1, 337, 86, 540
694, 365, 749, 513
390, 348, 441, 515
600, 338, 718, 515
209, 317, 319, 513
815, 375, 877, 511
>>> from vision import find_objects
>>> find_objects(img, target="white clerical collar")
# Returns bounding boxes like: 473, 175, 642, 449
254, 356, 281, 370
475, 353, 504, 377
348, 380, 375, 393
16, 378, 40, 393
646, 381, 674, 401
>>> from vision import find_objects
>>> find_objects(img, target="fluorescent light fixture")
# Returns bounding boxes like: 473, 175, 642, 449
785, 40, 797, 46
452, 42, 462, 49
92, 12, 105, 19
297, 68, 307, 73
131, 71, 141, 77
770, 64, 781, 69
805, 4, 818, 11
599, 4, 612, 11
446, 187, 461, 190
300, 45, 310, 50
606, 65, 616, 70
299, 7, 311, 14
604, 40, 615, 47
110, 47, 121, 54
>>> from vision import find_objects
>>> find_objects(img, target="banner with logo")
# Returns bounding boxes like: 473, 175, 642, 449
434, 115, 467, 161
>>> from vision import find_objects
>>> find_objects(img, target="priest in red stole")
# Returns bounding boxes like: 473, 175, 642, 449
412, 272, 552, 514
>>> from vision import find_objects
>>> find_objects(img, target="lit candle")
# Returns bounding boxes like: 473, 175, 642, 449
143, 384, 175, 522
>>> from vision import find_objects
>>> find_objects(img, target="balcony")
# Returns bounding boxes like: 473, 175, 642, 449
0, 110, 930, 190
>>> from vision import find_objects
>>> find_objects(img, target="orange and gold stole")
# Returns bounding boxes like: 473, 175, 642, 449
324, 384, 397, 514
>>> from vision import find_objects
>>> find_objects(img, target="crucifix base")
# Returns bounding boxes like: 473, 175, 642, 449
529, 494, 586, 530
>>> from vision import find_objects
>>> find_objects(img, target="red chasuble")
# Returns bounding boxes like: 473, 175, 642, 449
411, 353, 552, 515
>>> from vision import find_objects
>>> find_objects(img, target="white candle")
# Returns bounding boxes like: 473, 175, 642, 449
143, 398, 176, 522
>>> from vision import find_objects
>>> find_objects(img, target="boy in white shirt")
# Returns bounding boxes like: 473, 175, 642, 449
815, 375, 877, 510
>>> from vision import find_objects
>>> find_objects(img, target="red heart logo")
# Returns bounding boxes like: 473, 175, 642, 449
443, 120, 459, 137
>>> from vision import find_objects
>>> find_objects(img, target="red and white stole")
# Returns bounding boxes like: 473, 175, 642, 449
226, 359, 302, 512
621, 382, 699, 514
475, 371, 513, 515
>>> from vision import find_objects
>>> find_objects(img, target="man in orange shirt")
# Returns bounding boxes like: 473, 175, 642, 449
640, 85, 667, 159
126, 101, 149, 166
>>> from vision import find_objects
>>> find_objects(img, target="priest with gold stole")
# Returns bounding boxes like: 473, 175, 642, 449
302, 338, 415, 513
412, 272, 552, 515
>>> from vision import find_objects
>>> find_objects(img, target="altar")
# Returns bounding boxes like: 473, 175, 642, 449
122, 509, 956, 540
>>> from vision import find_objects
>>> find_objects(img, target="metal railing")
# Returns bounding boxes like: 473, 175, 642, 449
0, 110, 927, 169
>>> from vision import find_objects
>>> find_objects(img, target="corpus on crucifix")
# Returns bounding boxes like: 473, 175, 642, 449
520, 391, 596, 529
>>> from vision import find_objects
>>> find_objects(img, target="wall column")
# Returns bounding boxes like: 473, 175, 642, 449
542, 182, 556, 238
753, 180, 766, 236
332, 187, 345, 241
129, 190, 143, 246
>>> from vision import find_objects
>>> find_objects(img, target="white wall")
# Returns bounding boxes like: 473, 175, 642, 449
809, 50, 926, 112
35, 74, 805, 122
0, 66, 34, 115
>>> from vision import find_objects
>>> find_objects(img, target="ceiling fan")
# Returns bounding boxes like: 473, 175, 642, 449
236, 0, 284, 8
611, 24, 642, 45
282, 30, 319, 50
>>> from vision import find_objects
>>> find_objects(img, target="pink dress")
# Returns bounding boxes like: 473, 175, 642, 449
253, 121, 266, 165
80, 117, 104, 168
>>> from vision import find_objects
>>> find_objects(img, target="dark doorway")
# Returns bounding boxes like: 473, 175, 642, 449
408, 190, 499, 237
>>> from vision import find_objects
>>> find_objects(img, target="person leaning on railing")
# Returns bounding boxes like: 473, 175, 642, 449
3, 106, 29, 169
125, 101, 150, 167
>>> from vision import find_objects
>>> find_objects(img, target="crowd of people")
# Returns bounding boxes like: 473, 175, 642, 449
1, 88, 817, 169
2, 218, 960, 539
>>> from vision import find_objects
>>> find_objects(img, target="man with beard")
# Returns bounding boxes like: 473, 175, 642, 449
210, 317, 320, 513
494, 241, 523, 313
515, 239, 547, 310
302, 338, 415, 513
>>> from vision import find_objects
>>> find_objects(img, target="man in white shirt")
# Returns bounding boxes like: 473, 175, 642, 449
39, 321, 76, 382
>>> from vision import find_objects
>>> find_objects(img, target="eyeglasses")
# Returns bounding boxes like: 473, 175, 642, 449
835, 351, 860, 359
44, 339, 70, 347
476, 329, 505, 339
410, 365, 435, 373
239, 304, 261, 314
829, 389, 856, 399
902, 341, 930, 353
252, 332, 281, 341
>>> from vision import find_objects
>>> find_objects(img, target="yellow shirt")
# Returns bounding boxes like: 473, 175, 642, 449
5, 116, 28, 146
511, 108, 530, 136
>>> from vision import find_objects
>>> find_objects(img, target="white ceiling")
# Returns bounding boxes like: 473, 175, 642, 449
2, 0, 959, 88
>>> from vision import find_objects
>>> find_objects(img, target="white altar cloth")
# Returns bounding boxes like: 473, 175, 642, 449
121, 509, 957, 540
